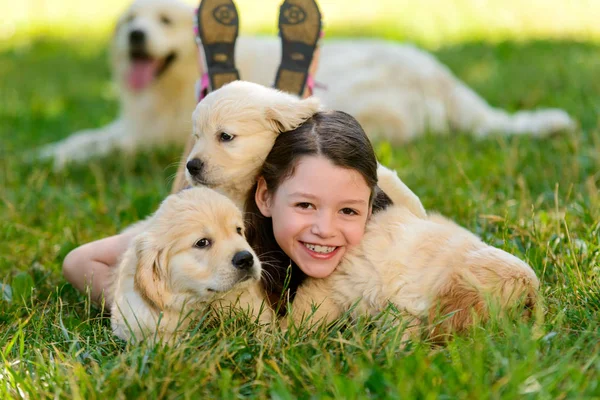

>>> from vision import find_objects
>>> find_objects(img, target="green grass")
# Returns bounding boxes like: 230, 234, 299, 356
2, 3, 600, 398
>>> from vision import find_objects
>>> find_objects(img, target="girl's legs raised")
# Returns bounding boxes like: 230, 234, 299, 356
274, 0, 323, 97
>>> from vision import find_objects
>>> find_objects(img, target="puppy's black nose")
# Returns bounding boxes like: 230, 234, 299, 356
232, 251, 254, 270
129, 30, 146, 46
186, 158, 204, 177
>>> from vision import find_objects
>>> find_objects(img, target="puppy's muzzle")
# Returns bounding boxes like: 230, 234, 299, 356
232, 251, 254, 270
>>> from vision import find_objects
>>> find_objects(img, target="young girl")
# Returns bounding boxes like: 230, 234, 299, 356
244, 110, 392, 314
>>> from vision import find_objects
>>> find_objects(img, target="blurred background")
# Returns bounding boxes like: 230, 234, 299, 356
2, 0, 599, 203
3, 0, 600, 46
2, 4, 600, 380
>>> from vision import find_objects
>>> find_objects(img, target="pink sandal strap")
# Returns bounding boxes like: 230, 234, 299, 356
196, 73, 210, 102
305, 74, 328, 96
304, 29, 326, 96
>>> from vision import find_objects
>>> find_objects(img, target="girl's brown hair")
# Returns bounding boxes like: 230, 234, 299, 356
244, 110, 391, 314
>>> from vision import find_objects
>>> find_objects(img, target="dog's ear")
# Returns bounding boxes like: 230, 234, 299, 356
265, 96, 322, 133
113, 14, 125, 39
109, 15, 126, 70
133, 233, 170, 311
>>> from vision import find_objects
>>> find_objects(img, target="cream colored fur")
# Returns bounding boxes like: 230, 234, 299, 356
185, 81, 540, 338
39, 0, 198, 168
185, 82, 322, 208
185, 81, 425, 216
38, 0, 575, 169
290, 208, 539, 340
110, 186, 272, 343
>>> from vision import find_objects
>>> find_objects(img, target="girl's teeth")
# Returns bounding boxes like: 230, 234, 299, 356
304, 243, 336, 254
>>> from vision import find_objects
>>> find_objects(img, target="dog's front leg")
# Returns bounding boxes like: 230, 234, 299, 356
38, 119, 128, 170
216, 282, 274, 325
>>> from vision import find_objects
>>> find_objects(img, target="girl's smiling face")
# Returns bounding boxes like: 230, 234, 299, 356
256, 155, 372, 278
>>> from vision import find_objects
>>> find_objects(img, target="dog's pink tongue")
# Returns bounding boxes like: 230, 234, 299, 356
127, 60, 158, 91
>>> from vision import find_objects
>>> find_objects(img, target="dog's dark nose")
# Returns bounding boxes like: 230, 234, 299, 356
186, 158, 204, 177
232, 251, 254, 270
129, 30, 146, 46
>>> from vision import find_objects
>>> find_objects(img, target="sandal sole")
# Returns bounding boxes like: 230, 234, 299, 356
274, 0, 322, 96
197, 0, 240, 90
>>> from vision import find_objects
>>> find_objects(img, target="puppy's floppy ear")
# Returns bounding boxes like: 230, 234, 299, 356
133, 233, 170, 311
265, 96, 322, 133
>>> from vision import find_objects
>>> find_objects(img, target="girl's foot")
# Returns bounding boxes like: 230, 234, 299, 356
196, 0, 240, 96
274, 0, 322, 97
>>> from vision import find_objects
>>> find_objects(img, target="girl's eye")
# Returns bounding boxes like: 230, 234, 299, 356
194, 238, 212, 249
160, 15, 172, 25
296, 202, 314, 210
340, 208, 358, 216
219, 132, 235, 142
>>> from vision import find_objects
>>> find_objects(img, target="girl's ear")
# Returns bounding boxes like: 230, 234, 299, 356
265, 95, 321, 133
255, 177, 273, 217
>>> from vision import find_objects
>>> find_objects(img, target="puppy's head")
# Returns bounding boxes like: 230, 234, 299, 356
185, 81, 321, 199
133, 187, 261, 311
112, 0, 196, 92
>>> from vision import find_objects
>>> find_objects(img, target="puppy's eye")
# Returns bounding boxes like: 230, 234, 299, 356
126, 14, 135, 23
219, 132, 235, 142
160, 15, 172, 25
194, 238, 211, 249
236, 227, 242, 235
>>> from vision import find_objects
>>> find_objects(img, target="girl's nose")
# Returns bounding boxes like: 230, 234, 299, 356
310, 212, 335, 237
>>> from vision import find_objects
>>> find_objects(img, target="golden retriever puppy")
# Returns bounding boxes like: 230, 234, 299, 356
183, 81, 540, 339
38, 0, 575, 169
183, 80, 425, 217
110, 186, 271, 343
290, 208, 539, 340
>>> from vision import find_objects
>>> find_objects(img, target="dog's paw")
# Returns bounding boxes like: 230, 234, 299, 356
516, 109, 577, 137
36, 128, 121, 170
36, 142, 76, 171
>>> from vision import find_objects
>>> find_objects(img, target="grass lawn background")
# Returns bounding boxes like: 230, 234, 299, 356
1, 0, 599, 398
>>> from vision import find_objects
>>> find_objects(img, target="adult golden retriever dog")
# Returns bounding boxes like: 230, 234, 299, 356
183, 81, 539, 339
38, 0, 575, 168
110, 186, 271, 343
39, 0, 199, 168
